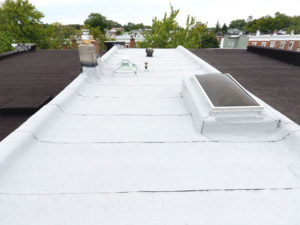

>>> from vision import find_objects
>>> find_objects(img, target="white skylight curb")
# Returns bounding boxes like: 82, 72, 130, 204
181, 75, 300, 142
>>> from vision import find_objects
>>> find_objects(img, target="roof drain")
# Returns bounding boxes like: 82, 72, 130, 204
182, 73, 282, 142
113, 57, 137, 75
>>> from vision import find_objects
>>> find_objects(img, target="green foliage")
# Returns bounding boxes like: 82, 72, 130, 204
183, 22, 208, 48
88, 26, 107, 50
215, 21, 221, 33
0, 0, 80, 50
287, 16, 300, 34
42, 23, 80, 49
229, 13, 300, 34
139, 5, 219, 49
221, 23, 228, 34
0, 0, 44, 46
84, 13, 121, 32
124, 22, 151, 32
106, 20, 122, 29
84, 13, 107, 31
69, 24, 82, 30
199, 32, 220, 48
244, 15, 283, 33
229, 19, 247, 30
0, 31, 14, 53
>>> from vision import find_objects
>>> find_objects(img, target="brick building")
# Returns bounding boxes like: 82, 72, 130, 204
248, 33, 300, 51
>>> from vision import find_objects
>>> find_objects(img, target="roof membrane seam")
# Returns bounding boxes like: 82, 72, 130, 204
0, 187, 298, 196
47, 104, 191, 117
69, 89, 180, 99
12, 129, 300, 145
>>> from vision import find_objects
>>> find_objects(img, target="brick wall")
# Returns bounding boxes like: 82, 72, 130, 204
248, 40, 300, 51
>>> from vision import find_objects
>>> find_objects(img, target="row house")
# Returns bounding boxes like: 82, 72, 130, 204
248, 33, 300, 51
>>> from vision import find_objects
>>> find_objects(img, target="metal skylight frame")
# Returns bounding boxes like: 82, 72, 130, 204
193, 73, 264, 112
113, 58, 137, 74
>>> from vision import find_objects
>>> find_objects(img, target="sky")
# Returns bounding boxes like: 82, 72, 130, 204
2, 0, 299, 27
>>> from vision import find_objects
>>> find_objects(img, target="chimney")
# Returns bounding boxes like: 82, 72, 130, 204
81, 29, 91, 44
91, 40, 99, 56
78, 44, 97, 68
78, 29, 97, 69
130, 37, 135, 48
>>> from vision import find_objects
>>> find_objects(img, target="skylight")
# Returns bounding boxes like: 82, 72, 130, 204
194, 73, 262, 110
113, 58, 137, 74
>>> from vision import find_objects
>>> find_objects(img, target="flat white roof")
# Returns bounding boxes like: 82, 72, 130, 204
1, 46, 300, 225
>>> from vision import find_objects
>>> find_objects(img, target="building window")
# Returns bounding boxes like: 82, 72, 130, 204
288, 41, 294, 50
252, 42, 257, 46
262, 42, 267, 47
279, 41, 286, 49
270, 41, 276, 48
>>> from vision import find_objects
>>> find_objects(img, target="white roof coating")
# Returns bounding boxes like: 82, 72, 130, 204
1, 46, 300, 225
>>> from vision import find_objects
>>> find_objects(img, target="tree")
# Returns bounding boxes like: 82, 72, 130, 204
124, 22, 151, 32
106, 20, 122, 29
232, 12, 299, 34
0, 0, 44, 46
139, 5, 219, 49
199, 32, 220, 48
247, 16, 253, 23
43, 23, 80, 49
183, 22, 208, 48
221, 23, 228, 34
0, 31, 14, 53
84, 13, 107, 32
84, 13, 121, 32
88, 26, 107, 50
215, 21, 221, 33
140, 5, 181, 48
229, 19, 247, 30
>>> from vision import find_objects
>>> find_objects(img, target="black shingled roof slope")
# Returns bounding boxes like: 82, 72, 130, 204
0, 50, 108, 141
190, 49, 300, 125
0, 50, 82, 140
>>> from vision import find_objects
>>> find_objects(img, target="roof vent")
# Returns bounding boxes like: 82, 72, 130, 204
113, 57, 137, 74
146, 48, 154, 57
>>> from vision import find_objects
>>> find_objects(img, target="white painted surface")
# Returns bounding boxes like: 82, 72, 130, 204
249, 34, 300, 41
0, 46, 300, 225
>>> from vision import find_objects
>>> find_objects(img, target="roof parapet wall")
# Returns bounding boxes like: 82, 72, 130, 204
247, 46, 300, 66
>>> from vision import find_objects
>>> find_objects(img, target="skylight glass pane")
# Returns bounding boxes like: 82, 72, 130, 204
195, 74, 259, 107
113, 58, 137, 73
